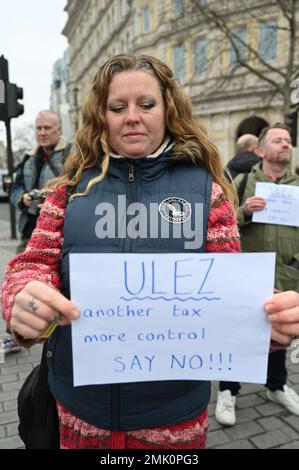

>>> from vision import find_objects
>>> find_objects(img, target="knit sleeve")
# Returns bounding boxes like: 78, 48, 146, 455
205, 182, 240, 253
1, 187, 66, 323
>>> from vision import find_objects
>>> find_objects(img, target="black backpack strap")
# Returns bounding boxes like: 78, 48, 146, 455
46, 158, 61, 178
62, 143, 73, 162
46, 144, 73, 178
64, 142, 73, 156
237, 173, 249, 205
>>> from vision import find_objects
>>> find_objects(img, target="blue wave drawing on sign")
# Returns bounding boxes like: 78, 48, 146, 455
119, 296, 221, 302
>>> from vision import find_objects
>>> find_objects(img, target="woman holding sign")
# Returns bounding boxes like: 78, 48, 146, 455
2, 54, 299, 449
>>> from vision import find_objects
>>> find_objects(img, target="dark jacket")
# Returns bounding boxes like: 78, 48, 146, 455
47, 149, 213, 431
227, 151, 260, 179
10, 137, 70, 236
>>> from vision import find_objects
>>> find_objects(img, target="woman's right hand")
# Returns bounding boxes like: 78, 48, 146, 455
10, 281, 80, 340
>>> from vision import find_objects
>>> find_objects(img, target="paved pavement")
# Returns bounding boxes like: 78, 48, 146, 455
0, 219, 42, 449
0, 218, 298, 449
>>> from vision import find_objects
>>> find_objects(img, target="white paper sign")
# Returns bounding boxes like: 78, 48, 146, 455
252, 182, 299, 227
70, 253, 275, 386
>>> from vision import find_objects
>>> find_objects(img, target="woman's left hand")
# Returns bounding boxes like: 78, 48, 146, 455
264, 291, 299, 346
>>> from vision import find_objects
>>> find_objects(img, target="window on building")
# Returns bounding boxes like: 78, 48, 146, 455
230, 26, 247, 67
134, 10, 139, 35
123, 0, 128, 15
259, 19, 278, 61
173, 45, 185, 80
143, 5, 151, 33
194, 37, 207, 74
127, 30, 133, 51
173, 0, 184, 18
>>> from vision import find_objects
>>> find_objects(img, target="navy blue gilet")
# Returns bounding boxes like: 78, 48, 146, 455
47, 150, 213, 431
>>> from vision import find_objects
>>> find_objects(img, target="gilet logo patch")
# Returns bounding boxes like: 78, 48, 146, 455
158, 197, 192, 224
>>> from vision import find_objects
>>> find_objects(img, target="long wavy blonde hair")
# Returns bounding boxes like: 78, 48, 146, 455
47, 53, 236, 206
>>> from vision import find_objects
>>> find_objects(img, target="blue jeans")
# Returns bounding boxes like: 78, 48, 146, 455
219, 349, 287, 395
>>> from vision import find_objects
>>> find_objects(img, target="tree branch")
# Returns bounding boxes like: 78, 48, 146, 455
190, 0, 297, 101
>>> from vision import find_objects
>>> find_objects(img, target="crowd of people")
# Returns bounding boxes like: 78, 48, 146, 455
1, 53, 299, 449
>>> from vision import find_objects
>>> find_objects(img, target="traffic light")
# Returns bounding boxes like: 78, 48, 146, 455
0, 55, 8, 120
6, 82, 24, 118
0, 55, 8, 81
0, 55, 24, 121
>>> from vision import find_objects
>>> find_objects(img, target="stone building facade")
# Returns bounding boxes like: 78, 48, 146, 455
62, 0, 132, 132
62, 0, 299, 165
50, 49, 73, 141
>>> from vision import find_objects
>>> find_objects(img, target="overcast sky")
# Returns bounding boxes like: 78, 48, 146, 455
0, 0, 68, 142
